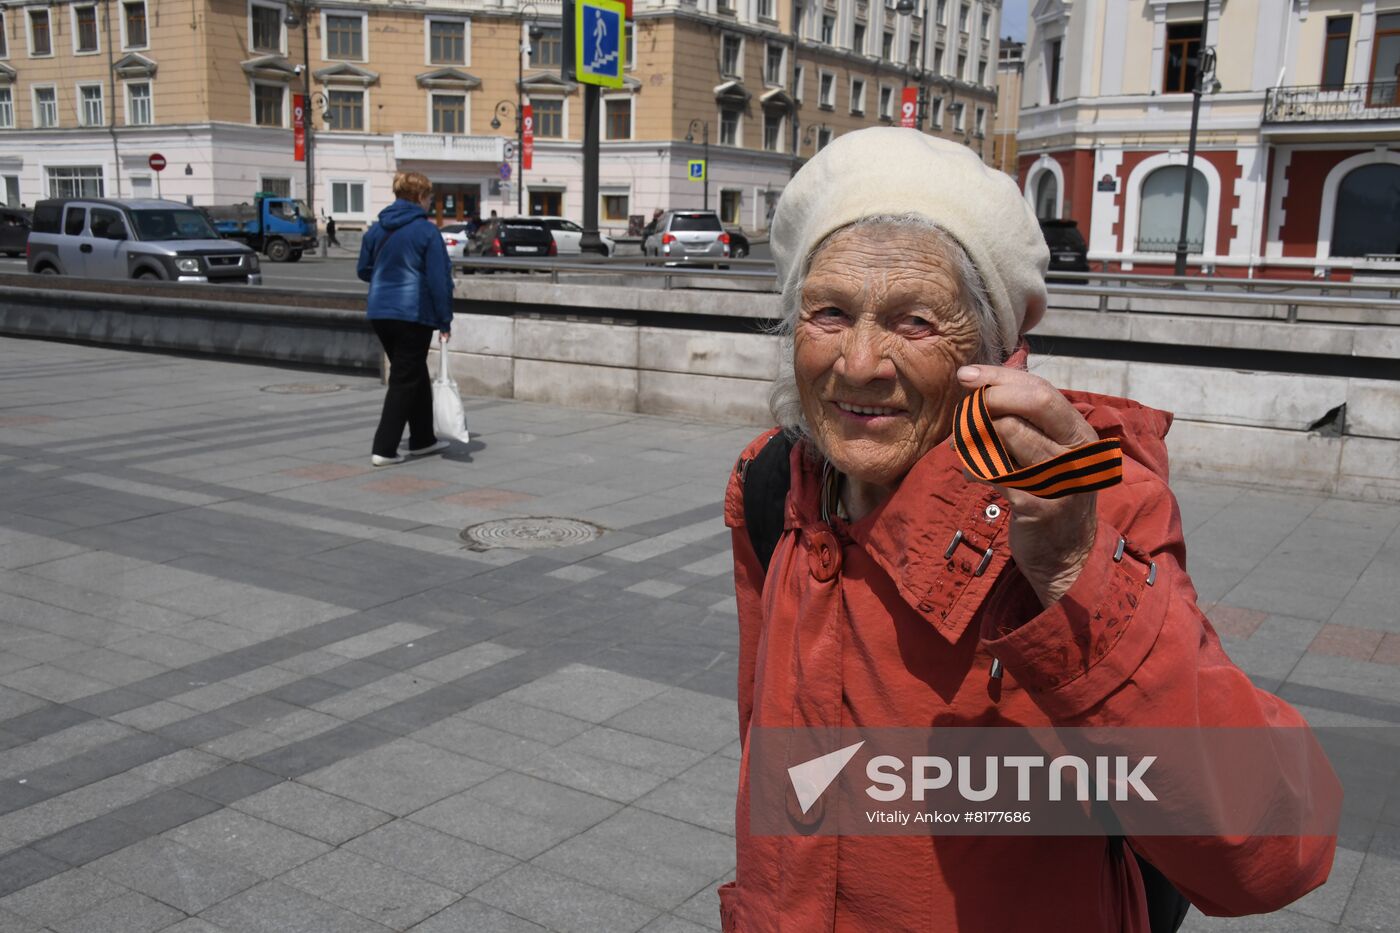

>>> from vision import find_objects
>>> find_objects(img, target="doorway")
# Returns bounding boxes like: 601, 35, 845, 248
432, 185, 480, 225
529, 189, 563, 216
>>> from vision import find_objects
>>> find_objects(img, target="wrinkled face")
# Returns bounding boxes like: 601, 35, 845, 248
794, 223, 982, 491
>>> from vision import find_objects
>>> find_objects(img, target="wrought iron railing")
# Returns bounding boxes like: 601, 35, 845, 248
1264, 82, 1400, 122
1135, 236, 1203, 254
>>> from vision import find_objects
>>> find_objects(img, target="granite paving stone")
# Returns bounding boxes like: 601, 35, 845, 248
49, 889, 186, 933
230, 783, 391, 845
403, 897, 548, 933
0, 868, 127, 927
297, 738, 499, 816
164, 810, 331, 878
198, 880, 394, 933
473, 864, 660, 933
87, 837, 262, 914
279, 849, 461, 930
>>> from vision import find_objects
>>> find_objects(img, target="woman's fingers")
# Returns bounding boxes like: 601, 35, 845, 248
956, 365, 1098, 451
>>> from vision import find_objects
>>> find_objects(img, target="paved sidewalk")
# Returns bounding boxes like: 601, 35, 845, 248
0, 337, 1395, 933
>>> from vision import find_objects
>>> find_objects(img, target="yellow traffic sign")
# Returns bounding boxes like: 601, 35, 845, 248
575, 0, 626, 88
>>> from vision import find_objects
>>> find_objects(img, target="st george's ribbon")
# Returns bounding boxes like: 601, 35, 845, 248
952, 386, 1123, 499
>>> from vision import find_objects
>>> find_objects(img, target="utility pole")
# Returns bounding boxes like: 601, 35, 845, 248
1172, 0, 1213, 278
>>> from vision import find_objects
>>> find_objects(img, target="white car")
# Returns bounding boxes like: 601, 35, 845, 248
536, 216, 615, 257
438, 223, 474, 259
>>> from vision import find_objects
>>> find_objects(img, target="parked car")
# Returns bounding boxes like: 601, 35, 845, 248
535, 216, 615, 257
0, 207, 31, 257
1040, 219, 1090, 281
439, 223, 474, 259
725, 226, 750, 259
467, 217, 557, 265
642, 210, 731, 262
27, 198, 262, 284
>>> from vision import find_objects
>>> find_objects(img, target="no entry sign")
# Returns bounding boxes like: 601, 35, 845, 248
148, 153, 167, 172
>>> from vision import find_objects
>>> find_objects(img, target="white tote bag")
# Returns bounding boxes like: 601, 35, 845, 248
432, 341, 471, 444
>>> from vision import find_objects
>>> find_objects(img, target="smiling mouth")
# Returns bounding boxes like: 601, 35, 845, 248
833, 401, 906, 417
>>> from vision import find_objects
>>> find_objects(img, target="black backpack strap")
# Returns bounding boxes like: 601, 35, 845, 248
740, 432, 794, 573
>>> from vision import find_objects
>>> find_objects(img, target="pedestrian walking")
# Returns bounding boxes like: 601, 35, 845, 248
325, 215, 340, 248
357, 172, 454, 467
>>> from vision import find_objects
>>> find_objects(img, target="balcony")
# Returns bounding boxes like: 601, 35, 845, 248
394, 133, 505, 162
1264, 82, 1400, 123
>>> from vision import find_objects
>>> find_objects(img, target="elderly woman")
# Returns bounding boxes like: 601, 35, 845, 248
721, 129, 1338, 932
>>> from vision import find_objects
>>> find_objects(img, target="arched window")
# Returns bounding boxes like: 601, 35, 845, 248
1034, 171, 1058, 220
1331, 163, 1400, 258
1136, 165, 1207, 254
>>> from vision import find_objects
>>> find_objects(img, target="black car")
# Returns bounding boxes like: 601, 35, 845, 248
0, 207, 31, 257
1040, 219, 1090, 281
471, 217, 556, 258
726, 227, 751, 259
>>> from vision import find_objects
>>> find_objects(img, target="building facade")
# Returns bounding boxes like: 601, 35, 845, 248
993, 36, 1021, 173
0, 0, 1001, 234
1018, 0, 1400, 279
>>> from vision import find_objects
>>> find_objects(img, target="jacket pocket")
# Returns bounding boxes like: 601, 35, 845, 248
718, 881, 740, 932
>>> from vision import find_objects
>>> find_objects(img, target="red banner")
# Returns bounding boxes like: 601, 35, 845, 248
899, 87, 919, 129
522, 105, 534, 171
293, 94, 306, 162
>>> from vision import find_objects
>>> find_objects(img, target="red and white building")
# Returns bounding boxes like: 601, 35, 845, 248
1018, 0, 1400, 279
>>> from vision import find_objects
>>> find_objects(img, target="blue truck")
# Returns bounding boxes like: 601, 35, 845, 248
204, 193, 318, 262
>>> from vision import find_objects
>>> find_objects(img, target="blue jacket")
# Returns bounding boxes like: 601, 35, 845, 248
357, 200, 454, 332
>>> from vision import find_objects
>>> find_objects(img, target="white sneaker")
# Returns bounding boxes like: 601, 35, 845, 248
405, 439, 450, 457
371, 453, 406, 467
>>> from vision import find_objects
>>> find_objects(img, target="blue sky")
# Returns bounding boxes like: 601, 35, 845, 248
1003, 0, 1028, 41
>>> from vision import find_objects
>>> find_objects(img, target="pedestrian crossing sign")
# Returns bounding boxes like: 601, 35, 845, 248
687, 160, 706, 181
575, 0, 626, 88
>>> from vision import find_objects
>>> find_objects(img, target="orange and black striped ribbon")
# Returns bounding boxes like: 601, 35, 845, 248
952, 386, 1123, 499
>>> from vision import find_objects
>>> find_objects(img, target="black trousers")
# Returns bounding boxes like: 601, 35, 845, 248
372, 319, 436, 458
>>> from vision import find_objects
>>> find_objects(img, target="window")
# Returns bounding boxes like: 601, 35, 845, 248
604, 97, 631, 139
929, 96, 943, 126
48, 167, 104, 199
1163, 22, 1202, 94
30, 9, 52, 56
765, 43, 784, 85
532, 27, 561, 67
251, 4, 282, 53
261, 176, 292, 197
933, 46, 943, 74
1137, 165, 1206, 253
853, 22, 866, 54
1321, 17, 1351, 91
910, 39, 920, 68
719, 106, 740, 145
429, 19, 466, 65
533, 98, 563, 137
936, 0, 947, 21
850, 78, 865, 115
331, 180, 365, 215
1367, 13, 1400, 106
974, 105, 985, 136
0, 13, 7, 58
79, 85, 104, 126
625, 28, 634, 70
756, 0, 774, 19
0, 90, 11, 129
715, 190, 741, 225
431, 94, 465, 134
253, 83, 283, 126
1034, 171, 1057, 220
126, 82, 152, 125
878, 85, 893, 120
124, 2, 147, 48
982, 10, 991, 39
327, 89, 364, 130
1047, 38, 1061, 103
793, 64, 804, 101
957, 53, 966, 80
882, 31, 894, 60
817, 126, 832, 149
65, 206, 88, 235
89, 207, 125, 239
75, 6, 99, 53
821, 14, 834, 45
1331, 163, 1400, 257
977, 60, 986, 85
325, 14, 364, 60
958, 2, 969, 32
5, 176, 21, 205
601, 192, 629, 221
34, 87, 57, 127
819, 71, 835, 109
763, 111, 782, 151
721, 34, 742, 77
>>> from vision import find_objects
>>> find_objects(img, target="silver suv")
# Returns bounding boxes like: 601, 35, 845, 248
27, 198, 261, 285
642, 210, 731, 262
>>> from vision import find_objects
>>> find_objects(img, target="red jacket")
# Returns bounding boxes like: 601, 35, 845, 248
721, 390, 1339, 933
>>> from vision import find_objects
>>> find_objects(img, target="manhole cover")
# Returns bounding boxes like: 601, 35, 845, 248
260, 383, 348, 395
461, 517, 603, 550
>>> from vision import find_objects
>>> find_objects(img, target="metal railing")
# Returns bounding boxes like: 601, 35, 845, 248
1263, 82, 1400, 123
452, 254, 778, 289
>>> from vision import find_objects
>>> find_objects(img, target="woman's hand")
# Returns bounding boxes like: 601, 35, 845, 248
956, 365, 1100, 608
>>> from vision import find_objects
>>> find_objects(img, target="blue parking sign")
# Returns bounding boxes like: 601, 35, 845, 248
687, 160, 707, 181
575, 0, 626, 88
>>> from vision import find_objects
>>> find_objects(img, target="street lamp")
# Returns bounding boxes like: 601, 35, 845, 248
685, 119, 709, 210
1173, 5, 1219, 279
801, 121, 830, 152
283, 1, 325, 256
491, 99, 521, 213
514, 3, 540, 215
894, 0, 929, 130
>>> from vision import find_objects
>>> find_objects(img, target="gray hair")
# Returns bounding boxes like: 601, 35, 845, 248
769, 214, 1005, 436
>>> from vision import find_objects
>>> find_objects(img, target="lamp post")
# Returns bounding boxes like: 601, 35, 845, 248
514, 3, 540, 215
894, 0, 929, 130
1173, 3, 1219, 278
685, 119, 709, 210
490, 100, 521, 213
283, 1, 324, 256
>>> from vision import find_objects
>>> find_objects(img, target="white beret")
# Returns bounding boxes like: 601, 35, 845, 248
769, 127, 1050, 348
